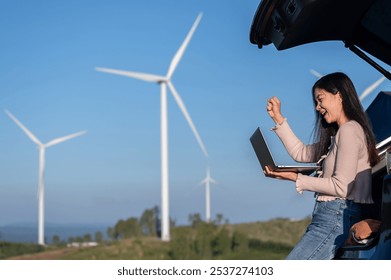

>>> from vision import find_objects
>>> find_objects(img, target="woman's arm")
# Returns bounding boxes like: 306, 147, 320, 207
274, 121, 319, 163
266, 96, 319, 163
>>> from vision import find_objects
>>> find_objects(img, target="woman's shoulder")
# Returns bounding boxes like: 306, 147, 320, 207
337, 120, 365, 139
340, 120, 363, 130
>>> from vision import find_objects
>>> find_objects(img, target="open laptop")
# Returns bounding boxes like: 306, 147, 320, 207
250, 127, 320, 176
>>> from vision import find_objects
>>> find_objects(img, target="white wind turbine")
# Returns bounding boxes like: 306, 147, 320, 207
95, 13, 208, 242
5, 110, 86, 246
309, 69, 386, 101
199, 167, 217, 223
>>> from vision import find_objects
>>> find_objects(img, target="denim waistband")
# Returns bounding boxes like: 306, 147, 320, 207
316, 198, 361, 210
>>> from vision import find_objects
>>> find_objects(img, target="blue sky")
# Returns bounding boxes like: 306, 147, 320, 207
0, 0, 390, 227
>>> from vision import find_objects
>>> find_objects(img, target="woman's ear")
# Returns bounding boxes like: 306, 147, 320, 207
337, 92, 343, 103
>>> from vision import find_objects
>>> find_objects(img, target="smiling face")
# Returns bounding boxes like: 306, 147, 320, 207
314, 88, 348, 126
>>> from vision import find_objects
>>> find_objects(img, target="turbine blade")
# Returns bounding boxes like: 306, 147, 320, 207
167, 82, 208, 157
166, 13, 202, 79
359, 76, 386, 101
209, 178, 218, 185
5, 110, 42, 146
309, 69, 323, 78
45, 130, 86, 148
95, 67, 164, 83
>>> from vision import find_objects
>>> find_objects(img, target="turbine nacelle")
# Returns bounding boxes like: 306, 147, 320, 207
158, 78, 170, 84
200, 167, 218, 186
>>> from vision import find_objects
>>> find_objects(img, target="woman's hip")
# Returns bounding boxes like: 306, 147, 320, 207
311, 199, 362, 232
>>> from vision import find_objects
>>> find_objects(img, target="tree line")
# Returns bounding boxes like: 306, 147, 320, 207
169, 213, 292, 259
102, 207, 292, 259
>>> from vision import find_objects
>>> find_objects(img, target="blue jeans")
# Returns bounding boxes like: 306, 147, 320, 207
286, 199, 362, 260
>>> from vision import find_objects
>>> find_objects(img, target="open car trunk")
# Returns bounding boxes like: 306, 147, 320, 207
250, 0, 391, 78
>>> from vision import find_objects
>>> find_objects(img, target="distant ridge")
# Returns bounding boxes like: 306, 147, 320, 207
0, 223, 110, 244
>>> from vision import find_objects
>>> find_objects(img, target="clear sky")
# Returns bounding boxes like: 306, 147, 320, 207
0, 0, 390, 227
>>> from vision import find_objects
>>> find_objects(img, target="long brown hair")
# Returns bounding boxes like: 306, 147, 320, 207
311, 72, 379, 167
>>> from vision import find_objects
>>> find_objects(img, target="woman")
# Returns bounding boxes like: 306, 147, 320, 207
265, 72, 379, 259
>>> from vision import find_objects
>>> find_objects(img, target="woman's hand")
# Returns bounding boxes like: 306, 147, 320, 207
266, 96, 285, 124
264, 166, 298, 182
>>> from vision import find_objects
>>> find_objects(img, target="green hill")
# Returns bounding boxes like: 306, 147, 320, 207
229, 217, 311, 246
3, 217, 310, 260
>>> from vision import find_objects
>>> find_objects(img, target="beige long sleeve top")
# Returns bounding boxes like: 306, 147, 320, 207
273, 120, 373, 203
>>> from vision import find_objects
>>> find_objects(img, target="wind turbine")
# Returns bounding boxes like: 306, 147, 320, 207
5, 110, 86, 246
95, 13, 208, 242
200, 167, 217, 223
309, 69, 386, 101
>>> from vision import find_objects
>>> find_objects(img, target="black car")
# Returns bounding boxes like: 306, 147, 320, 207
249, 0, 391, 259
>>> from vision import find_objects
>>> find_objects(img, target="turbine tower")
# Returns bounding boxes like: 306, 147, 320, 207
200, 167, 217, 223
309, 69, 386, 101
5, 110, 86, 246
95, 13, 208, 241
